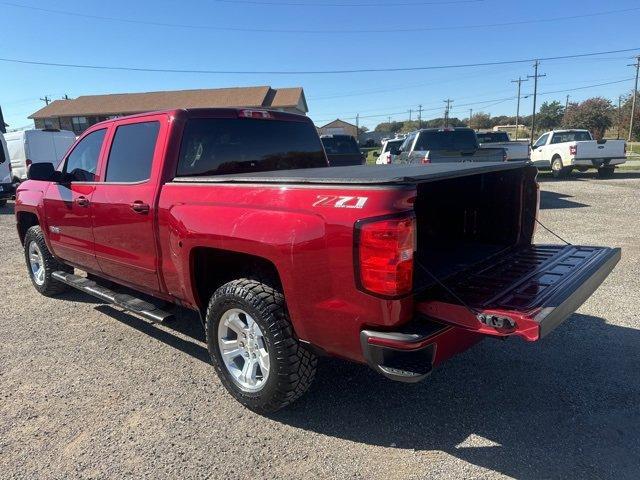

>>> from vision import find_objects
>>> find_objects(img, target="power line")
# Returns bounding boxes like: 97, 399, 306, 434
0, 1, 640, 34
210, 0, 484, 6
1, 2, 638, 34
2, 47, 639, 76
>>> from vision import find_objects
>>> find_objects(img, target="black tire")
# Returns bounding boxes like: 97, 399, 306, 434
551, 156, 571, 179
597, 166, 615, 178
24, 225, 71, 296
205, 278, 317, 413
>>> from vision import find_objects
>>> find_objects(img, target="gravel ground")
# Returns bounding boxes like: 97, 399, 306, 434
1, 171, 639, 479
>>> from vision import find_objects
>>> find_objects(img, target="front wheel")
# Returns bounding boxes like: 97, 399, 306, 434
205, 279, 317, 413
24, 225, 71, 296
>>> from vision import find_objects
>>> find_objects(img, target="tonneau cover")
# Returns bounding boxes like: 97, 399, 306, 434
173, 161, 528, 185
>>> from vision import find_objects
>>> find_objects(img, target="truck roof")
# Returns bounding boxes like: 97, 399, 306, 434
173, 161, 526, 186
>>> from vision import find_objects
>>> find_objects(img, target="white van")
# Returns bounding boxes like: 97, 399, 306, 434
0, 133, 14, 206
5, 129, 76, 182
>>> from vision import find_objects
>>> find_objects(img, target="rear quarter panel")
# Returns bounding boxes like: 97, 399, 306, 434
158, 182, 417, 362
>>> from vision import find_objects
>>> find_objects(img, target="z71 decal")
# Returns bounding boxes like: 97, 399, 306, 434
313, 195, 368, 209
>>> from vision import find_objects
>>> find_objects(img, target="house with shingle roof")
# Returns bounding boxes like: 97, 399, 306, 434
29, 86, 308, 134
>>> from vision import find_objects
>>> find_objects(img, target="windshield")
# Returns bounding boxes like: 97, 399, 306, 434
321, 136, 361, 155
414, 130, 478, 151
476, 132, 510, 143
176, 118, 327, 177
550, 131, 592, 143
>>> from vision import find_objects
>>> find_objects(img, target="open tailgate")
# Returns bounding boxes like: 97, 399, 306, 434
417, 245, 620, 341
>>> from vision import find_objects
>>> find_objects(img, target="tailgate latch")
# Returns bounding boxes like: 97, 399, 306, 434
477, 313, 516, 330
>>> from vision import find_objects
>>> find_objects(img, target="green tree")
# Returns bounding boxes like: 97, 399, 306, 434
618, 92, 640, 140
536, 101, 565, 131
563, 97, 614, 139
470, 112, 492, 129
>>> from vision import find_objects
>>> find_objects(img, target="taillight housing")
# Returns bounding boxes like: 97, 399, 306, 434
569, 145, 577, 156
26, 159, 33, 167
354, 213, 416, 298
421, 153, 431, 164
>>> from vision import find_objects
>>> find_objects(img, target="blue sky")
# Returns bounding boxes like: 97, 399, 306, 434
1, 0, 639, 130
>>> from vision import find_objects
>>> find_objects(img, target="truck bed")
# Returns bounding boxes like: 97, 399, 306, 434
173, 162, 525, 185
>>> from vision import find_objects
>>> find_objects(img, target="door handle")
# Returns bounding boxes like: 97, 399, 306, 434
130, 201, 150, 214
75, 196, 90, 207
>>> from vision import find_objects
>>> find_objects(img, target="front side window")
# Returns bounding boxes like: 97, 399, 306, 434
533, 133, 549, 148
105, 121, 160, 183
176, 118, 326, 177
64, 129, 106, 181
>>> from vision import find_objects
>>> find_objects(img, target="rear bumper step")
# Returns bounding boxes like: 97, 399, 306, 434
360, 319, 449, 382
52, 271, 173, 323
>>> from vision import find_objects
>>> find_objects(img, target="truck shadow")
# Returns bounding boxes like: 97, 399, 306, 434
272, 314, 640, 479
85, 303, 640, 478
539, 191, 588, 210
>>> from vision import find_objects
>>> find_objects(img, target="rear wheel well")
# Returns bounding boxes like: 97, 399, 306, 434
17, 212, 40, 244
191, 248, 282, 313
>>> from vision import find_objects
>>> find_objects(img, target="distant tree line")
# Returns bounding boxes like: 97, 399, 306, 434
373, 94, 640, 141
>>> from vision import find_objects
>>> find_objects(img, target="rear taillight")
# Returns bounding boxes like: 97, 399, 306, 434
386, 152, 391, 164
26, 159, 32, 167
503, 151, 508, 162
355, 214, 416, 298
421, 153, 431, 164
569, 145, 577, 156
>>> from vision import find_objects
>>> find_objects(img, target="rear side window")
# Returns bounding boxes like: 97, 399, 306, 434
176, 118, 327, 177
64, 128, 106, 182
415, 130, 478, 151
321, 136, 360, 155
477, 132, 509, 143
550, 131, 592, 143
105, 121, 160, 182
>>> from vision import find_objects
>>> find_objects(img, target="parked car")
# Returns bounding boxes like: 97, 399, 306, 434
16, 108, 619, 413
4, 128, 76, 182
0, 134, 14, 206
375, 138, 405, 164
530, 129, 626, 178
395, 127, 507, 164
320, 134, 365, 166
476, 130, 530, 162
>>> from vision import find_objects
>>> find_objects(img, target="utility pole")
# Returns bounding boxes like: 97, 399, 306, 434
63, 94, 70, 100
355, 113, 360, 143
618, 95, 623, 139
443, 99, 453, 127
511, 76, 528, 140
527, 60, 546, 144
417, 104, 423, 129
408, 109, 412, 122
628, 55, 640, 142
40, 95, 51, 105
469, 108, 473, 129
564, 94, 570, 112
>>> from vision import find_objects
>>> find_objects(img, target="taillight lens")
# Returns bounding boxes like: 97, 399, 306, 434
26, 159, 33, 167
356, 214, 416, 297
421, 153, 431, 164
569, 145, 577, 156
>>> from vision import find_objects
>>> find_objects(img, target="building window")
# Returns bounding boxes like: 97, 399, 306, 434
43, 118, 60, 130
71, 116, 90, 134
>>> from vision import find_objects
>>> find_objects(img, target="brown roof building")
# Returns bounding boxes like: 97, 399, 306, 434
317, 119, 358, 139
29, 86, 308, 134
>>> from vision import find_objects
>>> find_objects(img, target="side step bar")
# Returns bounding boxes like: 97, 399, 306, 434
52, 271, 174, 323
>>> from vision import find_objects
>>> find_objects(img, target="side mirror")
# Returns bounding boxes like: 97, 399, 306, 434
27, 162, 60, 182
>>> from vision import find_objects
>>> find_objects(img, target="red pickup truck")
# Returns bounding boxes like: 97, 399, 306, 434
15, 108, 620, 413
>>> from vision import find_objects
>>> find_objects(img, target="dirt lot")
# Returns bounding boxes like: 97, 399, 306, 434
1, 172, 639, 479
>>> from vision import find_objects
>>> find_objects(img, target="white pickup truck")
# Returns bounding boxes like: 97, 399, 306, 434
477, 131, 530, 162
530, 129, 626, 178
